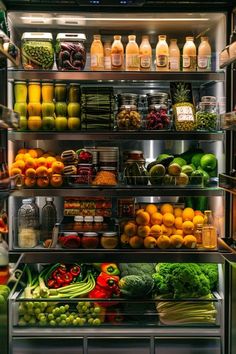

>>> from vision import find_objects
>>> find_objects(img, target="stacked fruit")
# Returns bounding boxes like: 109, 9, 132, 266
9, 148, 64, 188
121, 203, 206, 249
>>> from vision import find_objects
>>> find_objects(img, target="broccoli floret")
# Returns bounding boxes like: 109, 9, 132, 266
119, 263, 156, 278
119, 275, 154, 298
198, 264, 218, 290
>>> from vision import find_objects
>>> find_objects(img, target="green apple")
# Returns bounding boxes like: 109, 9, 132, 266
14, 102, 27, 117
68, 117, 81, 131
55, 117, 68, 131
18, 116, 28, 131
42, 116, 55, 131
55, 102, 67, 117
67, 102, 80, 118
42, 102, 55, 117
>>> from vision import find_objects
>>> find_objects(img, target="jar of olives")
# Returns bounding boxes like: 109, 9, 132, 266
196, 96, 218, 131
116, 93, 142, 130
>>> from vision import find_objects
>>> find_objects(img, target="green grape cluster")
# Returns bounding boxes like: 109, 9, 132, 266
76, 301, 102, 326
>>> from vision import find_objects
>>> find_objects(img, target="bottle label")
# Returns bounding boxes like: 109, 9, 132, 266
104, 56, 111, 70
156, 54, 168, 67
169, 57, 180, 70
91, 54, 103, 68
198, 55, 211, 70
140, 55, 151, 68
126, 54, 140, 69
183, 55, 196, 70
176, 105, 195, 122
111, 53, 122, 67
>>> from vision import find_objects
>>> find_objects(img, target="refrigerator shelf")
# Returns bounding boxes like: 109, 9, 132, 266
8, 130, 226, 141
9, 249, 224, 263
10, 186, 224, 197
219, 174, 236, 195
7, 69, 225, 83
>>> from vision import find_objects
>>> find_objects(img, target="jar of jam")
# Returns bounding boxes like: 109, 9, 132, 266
73, 216, 84, 230
101, 232, 119, 249
93, 216, 104, 230
81, 232, 99, 249
84, 216, 94, 230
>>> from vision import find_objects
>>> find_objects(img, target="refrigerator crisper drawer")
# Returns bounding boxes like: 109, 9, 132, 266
11, 338, 83, 354
155, 337, 221, 354
87, 337, 150, 354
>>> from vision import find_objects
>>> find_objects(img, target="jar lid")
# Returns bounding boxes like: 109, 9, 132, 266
22, 198, 32, 204
55, 83, 67, 87
63, 232, 78, 236
128, 150, 143, 155
22, 32, 53, 40
56, 33, 86, 41
83, 232, 98, 237
42, 82, 54, 86
15, 81, 27, 84
74, 216, 84, 222
102, 232, 117, 237
201, 96, 217, 103
28, 81, 41, 85
94, 216, 104, 222
100, 166, 117, 171
118, 93, 138, 100
125, 159, 145, 164
146, 92, 168, 99
84, 216, 94, 222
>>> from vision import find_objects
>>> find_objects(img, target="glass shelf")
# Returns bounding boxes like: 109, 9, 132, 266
219, 173, 236, 195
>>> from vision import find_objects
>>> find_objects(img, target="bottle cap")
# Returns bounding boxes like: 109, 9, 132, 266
46, 197, 54, 202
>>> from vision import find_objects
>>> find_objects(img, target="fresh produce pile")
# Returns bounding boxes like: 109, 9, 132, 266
121, 203, 212, 249
55, 40, 86, 71
81, 87, 114, 130
16, 262, 218, 327
22, 41, 54, 70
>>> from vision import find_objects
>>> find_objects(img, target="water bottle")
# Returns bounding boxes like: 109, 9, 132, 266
41, 197, 57, 242
18, 199, 40, 248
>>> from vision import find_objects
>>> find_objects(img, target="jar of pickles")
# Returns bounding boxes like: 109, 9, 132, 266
145, 92, 171, 130
116, 93, 142, 130
196, 96, 218, 131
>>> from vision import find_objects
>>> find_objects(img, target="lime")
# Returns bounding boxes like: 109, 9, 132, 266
181, 165, 194, 176
198, 167, 210, 186
191, 153, 204, 168
170, 157, 187, 167
200, 153, 217, 172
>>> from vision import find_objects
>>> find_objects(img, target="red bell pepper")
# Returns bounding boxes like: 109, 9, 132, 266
62, 272, 73, 285
70, 265, 81, 277
100, 263, 120, 276
57, 264, 67, 275
52, 270, 65, 285
47, 278, 56, 288
96, 272, 119, 290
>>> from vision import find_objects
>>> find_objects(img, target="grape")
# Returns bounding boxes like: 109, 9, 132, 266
93, 318, 101, 326
46, 306, 54, 313
59, 320, 67, 326
85, 302, 91, 307
87, 318, 93, 325
65, 304, 69, 311
55, 317, 61, 324
48, 314, 54, 321
34, 308, 41, 315
94, 306, 101, 314
49, 320, 56, 327
82, 305, 87, 312
28, 318, 36, 325
23, 314, 31, 322
18, 319, 27, 326
59, 306, 66, 314
60, 314, 67, 321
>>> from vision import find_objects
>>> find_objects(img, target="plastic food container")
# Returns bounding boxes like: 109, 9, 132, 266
101, 232, 119, 249
196, 96, 218, 131
56, 33, 86, 71
81, 232, 99, 249
21, 32, 54, 70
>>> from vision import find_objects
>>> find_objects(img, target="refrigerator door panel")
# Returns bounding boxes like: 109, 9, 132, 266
155, 337, 221, 354
12, 338, 83, 354
87, 337, 150, 354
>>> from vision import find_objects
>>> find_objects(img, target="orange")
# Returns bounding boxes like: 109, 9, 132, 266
174, 207, 183, 217
15, 153, 25, 162
50, 174, 63, 187
37, 157, 47, 167
150, 224, 162, 238
13, 160, 25, 171
156, 235, 170, 249
10, 167, 22, 176
161, 224, 168, 235
136, 208, 145, 215
46, 156, 56, 168
176, 229, 183, 236
136, 210, 150, 226
25, 168, 36, 178
195, 210, 204, 217
52, 161, 64, 174
24, 177, 36, 188
166, 226, 173, 236
129, 235, 144, 249
170, 235, 184, 248
23, 153, 32, 161
172, 227, 177, 235
182, 207, 195, 221
37, 176, 49, 188
193, 215, 204, 226
183, 235, 197, 249
145, 204, 158, 216
182, 220, 195, 235
144, 236, 156, 249
36, 166, 48, 177
34, 148, 44, 158
150, 212, 163, 225
137, 225, 151, 238
175, 216, 183, 229
28, 149, 38, 158
25, 157, 37, 170
17, 148, 28, 154
124, 222, 137, 237
120, 233, 130, 246
47, 168, 53, 177
160, 203, 174, 215
163, 213, 175, 227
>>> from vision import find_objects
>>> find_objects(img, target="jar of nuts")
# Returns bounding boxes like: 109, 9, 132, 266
116, 93, 142, 130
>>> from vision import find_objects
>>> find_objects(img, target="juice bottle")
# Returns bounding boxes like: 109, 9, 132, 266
104, 41, 112, 70
202, 210, 217, 249
90, 34, 104, 71
139, 35, 152, 71
126, 34, 140, 71
169, 39, 180, 71
156, 35, 169, 71
111, 35, 124, 71
197, 36, 211, 71
182, 36, 196, 72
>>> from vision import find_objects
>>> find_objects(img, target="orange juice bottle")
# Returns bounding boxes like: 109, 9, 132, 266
90, 34, 104, 71
111, 35, 124, 71
139, 35, 152, 71
104, 41, 112, 70
169, 39, 180, 71
197, 36, 211, 71
183, 36, 196, 72
156, 35, 169, 71
126, 35, 140, 71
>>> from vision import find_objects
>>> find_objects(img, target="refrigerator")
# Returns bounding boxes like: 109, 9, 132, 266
0, 0, 236, 353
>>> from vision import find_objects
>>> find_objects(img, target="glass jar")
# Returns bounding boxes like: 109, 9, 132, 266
116, 93, 142, 130
28, 81, 41, 103
42, 82, 54, 102
84, 216, 94, 230
76, 164, 95, 184
194, 223, 203, 245
118, 198, 135, 217
73, 215, 84, 230
196, 96, 218, 131
145, 92, 170, 130
14, 81, 27, 103
55, 83, 67, 102
56, 33, 86, 71
93, 216, 104, 230
59, 232, 80, 249
81, 232, 99, 249
17, 198, 40, 248
21, 32, 54, 70
123, 159, 148, 186
101, 232, 119, 249
68, 83, 80, 103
